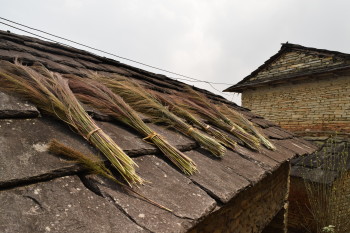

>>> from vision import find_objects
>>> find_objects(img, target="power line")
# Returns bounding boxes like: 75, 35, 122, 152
0, 17, 235, 86
0, 17, 238, 98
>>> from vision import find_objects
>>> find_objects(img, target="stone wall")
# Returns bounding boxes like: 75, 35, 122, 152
242, 75, 350, 133
188, 162, 290, 233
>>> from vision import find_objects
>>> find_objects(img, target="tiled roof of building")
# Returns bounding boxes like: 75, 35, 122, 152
224, 43, 350, 92
0, 31, 317, 232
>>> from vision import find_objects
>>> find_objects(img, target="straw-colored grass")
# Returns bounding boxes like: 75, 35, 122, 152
90, 73, 226, 157
219, 104, 275, 150
154, 92, 237, 150
0, 61, 142, 185
48, 139, 171, 212
176, 88, 261, 151
66, 75, 197, 175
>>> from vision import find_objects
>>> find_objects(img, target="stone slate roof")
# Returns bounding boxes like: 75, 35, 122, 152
0, 31, 318, 233
291, 137, 350, 185
224, 43, 350, 92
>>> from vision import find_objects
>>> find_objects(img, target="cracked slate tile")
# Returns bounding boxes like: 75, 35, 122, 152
0, 118, 96, 188
184, 149, 261, 203
0, 91, 39, 118
0, 176, 146, 233
0, 115, 198, 189
95, 121, 196, 156
86, 155, 216, 233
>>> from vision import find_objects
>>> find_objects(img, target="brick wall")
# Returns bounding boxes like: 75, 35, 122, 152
242, 75, 350, 133
188, 162, 290, 233
250, 51, 344, 82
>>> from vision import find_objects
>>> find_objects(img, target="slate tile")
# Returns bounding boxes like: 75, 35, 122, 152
275, 139, 311, 156
90, 154, 216, 233
292, 137, 320, 151
0, 118, 96, 187
185, 149, 267, 203
262, 127, 285, 139
251, 118, 270, 128
0, 115, 198, 187
146, 123, 196, 150
266, 127, 294, 139
0, 91, 39, 118
233, 144, 280, 170
96, 121, 196, 156
96, 121, 156, 155
0, 176, 145, 233
261, 142, 297, 163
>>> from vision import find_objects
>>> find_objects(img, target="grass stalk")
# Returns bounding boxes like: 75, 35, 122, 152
154, 92, 237, 150
90, 74, 226, 157
0, 61, 142, 185
66, 75, 197, 175
48, 139, 172, 212
219, 104, 275, 150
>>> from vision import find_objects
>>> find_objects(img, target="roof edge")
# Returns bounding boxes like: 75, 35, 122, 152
224, 64, 350, 92
224, 43, 350, 92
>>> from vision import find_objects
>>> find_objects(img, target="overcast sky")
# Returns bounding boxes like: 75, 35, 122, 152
1, 0, 350, 105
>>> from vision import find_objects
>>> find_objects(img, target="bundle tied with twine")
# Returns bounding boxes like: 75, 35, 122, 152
89, 73, 226, 157
153, 92, 237, 151
66, 75, 197, 175
0, 61, 142, 185
177, 87, 261, 151
219, 104, 276, 150
48, 139, 172, 212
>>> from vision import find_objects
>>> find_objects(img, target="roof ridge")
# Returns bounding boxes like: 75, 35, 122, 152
224, 43, 350, 92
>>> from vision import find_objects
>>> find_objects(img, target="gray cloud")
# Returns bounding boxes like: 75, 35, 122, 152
1, 0, 350, 104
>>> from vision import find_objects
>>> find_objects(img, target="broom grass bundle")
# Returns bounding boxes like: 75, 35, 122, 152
219, 104, 276, 150
177, 87, 261, 151
0, 61, 142, 185
66, 75, 197, 175
153, 92, 237, 151
90, 74, 226, 157
48, 139, 172, 212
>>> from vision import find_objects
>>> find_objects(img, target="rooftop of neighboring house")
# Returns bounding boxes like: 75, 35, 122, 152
224, 43, 350, 92
0, 30, 318, 232
291, 136, 350, 184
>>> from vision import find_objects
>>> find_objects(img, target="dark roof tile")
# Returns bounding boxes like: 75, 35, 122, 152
0, 175, 146, 233
91, 154, 216, 232
0, 118, 95, 189
0, 91, 39, 118
184, 149, 251, 203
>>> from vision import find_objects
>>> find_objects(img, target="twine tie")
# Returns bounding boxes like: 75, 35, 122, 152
87, 128, 102, 142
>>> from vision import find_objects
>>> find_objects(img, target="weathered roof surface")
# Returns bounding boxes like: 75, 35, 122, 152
224, 43, 350, 92
291, 137, 350, 184
0, 31, 318, 232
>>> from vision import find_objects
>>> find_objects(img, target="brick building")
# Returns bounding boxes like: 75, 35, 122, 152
225, 43, 350, 232
224, 43, 350, 134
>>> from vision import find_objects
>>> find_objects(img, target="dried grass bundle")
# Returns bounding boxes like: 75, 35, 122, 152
219, 104, 276, 150
48, 139, 171, 212
178, 87, 261, 151
66, 75, 197, 175
154, 92, 237, 151
91, 74, 226, 157
0, 61, 142, 185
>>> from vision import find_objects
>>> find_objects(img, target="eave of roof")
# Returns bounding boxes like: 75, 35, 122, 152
224, 43, 350, 93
